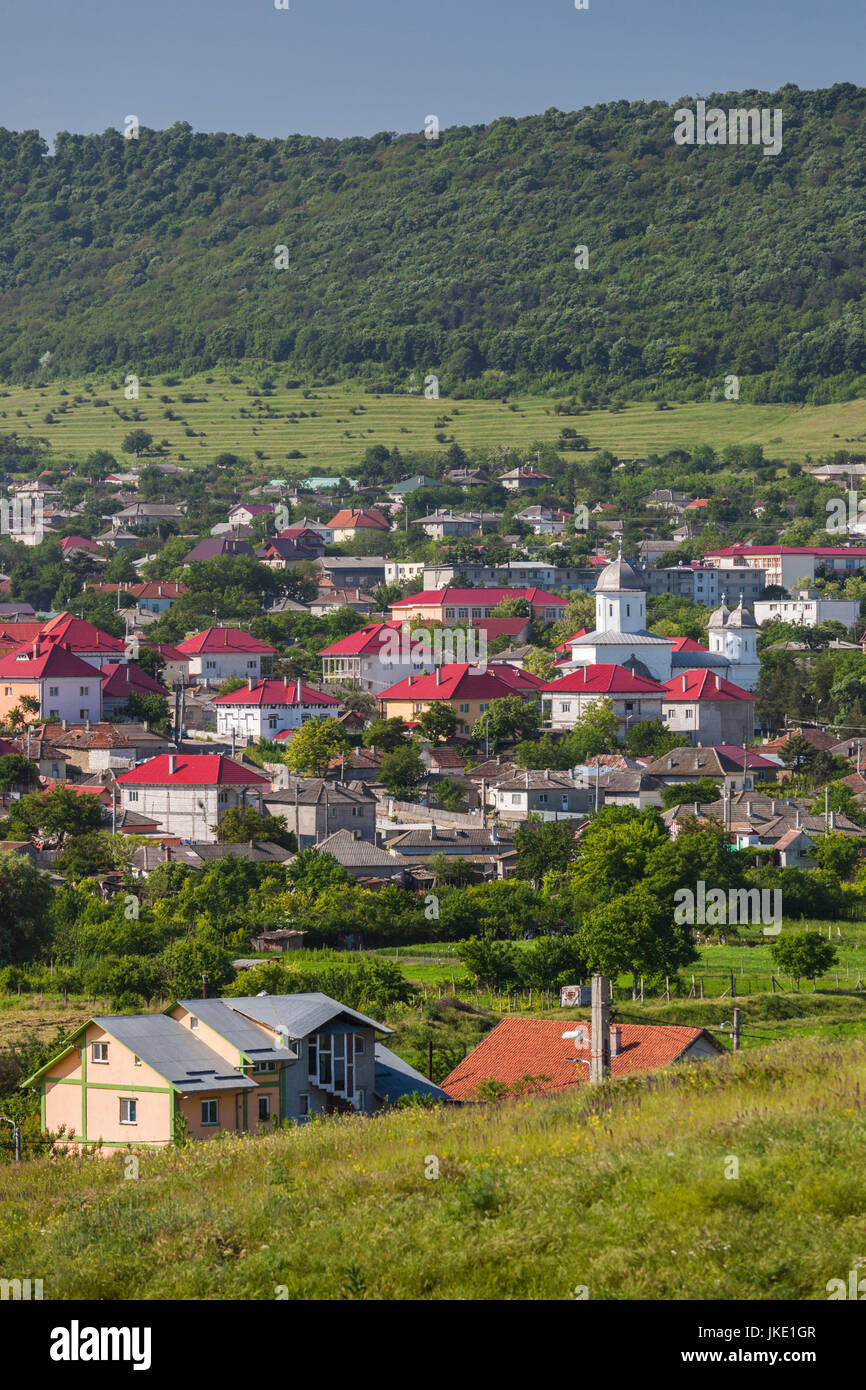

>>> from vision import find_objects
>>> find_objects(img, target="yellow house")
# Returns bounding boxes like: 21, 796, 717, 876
378, 663, 541, 735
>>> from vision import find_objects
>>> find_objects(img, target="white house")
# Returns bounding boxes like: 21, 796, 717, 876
543, 664, 665, 738
753, 591, 860, 631
0, 641, 103, 725
210, 678, 341, 741
114, 753, 270, 841
176, 628, 278, 684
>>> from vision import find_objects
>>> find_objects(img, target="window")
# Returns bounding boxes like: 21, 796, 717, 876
354, 1033, 365, 1055
49, 710, 59, 719
561, 702, 571, 714
218, 791, 228, 804
79, 710, 89, 720
120, 1098, 137, 1125
128, 790, 139, 802
298, 1094, 310, 1117
91, 1041, 108, 1063
206, 660, 216, 670
511, 793, 520, 805
308, 1036, 317, 1079
357, 1089, 367, 1112
49, 686, 59, 697
247, 660, 256, 669
537, 793, 548, 804
190, 1017, 199, 1030
258, 1095, 270, 1122
133, 1055, 141, 1067
3, 687, 9, 697
479, 703, 489, 713
80, 687, 89, 697
351, 807, 361, 817
268, 716, 277, 729
459, 703, 469, 713
253, 1061, 276, 1074
201, 1099, 218, 1126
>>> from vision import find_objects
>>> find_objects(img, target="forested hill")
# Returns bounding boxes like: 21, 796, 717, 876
1, 83, 865, 400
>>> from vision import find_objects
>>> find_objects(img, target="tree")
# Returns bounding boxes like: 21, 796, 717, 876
491, 597, 531, 618
214, 806, 297, 851
121, 429, 153, 458
472, 695, 539, 748
626, 720, 690, 759
122, 692, 171, 732
0, 850, 53, 965
523, 647, 557, 681
380, 742, 426, 798
780, 733, 817, 774
165, 938, 235, 999
577, 883, 697, 984
362, 716, 410, 752
8, 785, 103, 840
432, 777, 466, 812
455, 936, 519, 989
570, 697, 619, 758
55, 831, 121, 881
813, 831, 861, 878
285, 848, 349, 892
518, 935, 586, 990
0, 754, 37, 801
513, 821, 580, 883
659, 778, 724, 810
284, 717, 349, 777
769, 931, 838, 986
417, 704, 458, 744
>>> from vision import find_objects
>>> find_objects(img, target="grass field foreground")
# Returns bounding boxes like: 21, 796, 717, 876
1, 1035, 863, 1300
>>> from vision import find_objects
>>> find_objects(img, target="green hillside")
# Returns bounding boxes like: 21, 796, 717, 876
1, 84, 866, 401
2, 1035, 864, 1299
5, 373, 866, 470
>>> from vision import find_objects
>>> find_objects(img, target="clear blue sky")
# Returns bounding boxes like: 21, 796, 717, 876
3, 0, 863, 141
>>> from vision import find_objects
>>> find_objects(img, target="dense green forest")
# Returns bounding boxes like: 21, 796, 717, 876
1, 84, 865, 398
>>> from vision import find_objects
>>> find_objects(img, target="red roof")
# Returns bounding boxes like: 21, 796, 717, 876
176, 628, 277, 656
61, 535, 99, 554
211, 679, 340, 707
41, 613, 125, 654
441, 1017, 722, 1100
669, 637, 712, 654
545, 664, 666, 694
379, 663, 532, 702
143, 641, 189, 663
100, 663, 169, 699
556, 629, 587, 653
711, 744, 778, 770
114, 754, 269, 787
490, 665, 547, 691
319, 621, 417, 658
662, 669, 756, 702
467, 617, 532, 639
327, 508, 390, 531
0, 643, 99, 680
390, 587, 567, 609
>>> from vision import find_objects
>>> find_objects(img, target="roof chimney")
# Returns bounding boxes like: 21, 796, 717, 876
435, 667, 441, 685
682, 674, 687, 692
795, 809, 802, 828
248, 676, 253, 690
746, 800, 753, 817
168, 754, 176, 775
610, 1025, 622, 1058
830, 810, 836, 829
296, 677, 302, 702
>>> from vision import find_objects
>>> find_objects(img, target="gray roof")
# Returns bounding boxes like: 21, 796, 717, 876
95, 1013, 257, 1093
670, 648, 729, 670
373, 1044, 449, 1104
176, 1000, 288, 1063
315, 829, 397, 866
265, 778, 376, 808
594, 557, 645, 593
568, 628, 670, 647
225, 992, 392, 1038
385, 826, 515, 850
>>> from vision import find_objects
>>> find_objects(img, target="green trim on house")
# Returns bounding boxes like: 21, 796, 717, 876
40, 1080, 45, 1131
80, 1043, 86, 1142
76, 1139, 171, 1149
50, 1079, 171, 1094
280, 1062, 287, 1123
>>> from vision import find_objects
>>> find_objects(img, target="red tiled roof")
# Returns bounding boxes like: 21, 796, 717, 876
211, 679, 340, 707
318, 621, 415, 657
176, 627, 277, 655
662, 669, 756, 702
379, 663, 531, 702
490, 665, 547, 691
100, 663, 169, 699
390, 587, 567, 609
143, 641, 189, 663
41, 613, 125, 654
556, 629, 587, 653
114, 754, 269, 787
545, 664, 665, 694
0, 642, 99, 680
760, 728, 837, 754
669, 637, 712, 653
61, 535, 99, 553
441, 1017, 721, 1100
711, 744, 778, 769
467, 617, 531, 639
327, 508, 390, 531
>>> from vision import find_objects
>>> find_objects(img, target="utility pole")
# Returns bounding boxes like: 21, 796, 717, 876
589, 973, 611, 1086
732, 1007, 740, 1052
427, 1039, 433, 1081
201, 972, 210, 1000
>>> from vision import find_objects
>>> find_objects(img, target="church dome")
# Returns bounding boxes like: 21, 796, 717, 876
725, 600, 758, 629
708, 599, 731, 629
595, 557, 643, 593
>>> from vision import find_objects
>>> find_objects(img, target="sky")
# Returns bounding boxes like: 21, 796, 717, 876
1, 0, 863, 142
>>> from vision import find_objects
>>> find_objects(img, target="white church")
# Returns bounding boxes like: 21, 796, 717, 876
559, 555, 760, 691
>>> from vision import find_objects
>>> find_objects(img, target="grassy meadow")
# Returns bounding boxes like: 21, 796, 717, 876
1, 1034, 864, 1300
3, 373, 866, 470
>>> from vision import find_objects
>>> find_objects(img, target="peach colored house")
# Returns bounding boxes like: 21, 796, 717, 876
25, 993, 446, 1152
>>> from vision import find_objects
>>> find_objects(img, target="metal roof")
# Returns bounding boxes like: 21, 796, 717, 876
373, 1044, 449, 1103
173, 1000, 289, 1062
224, 992, 392, 1038
94, 1014, 258, 1092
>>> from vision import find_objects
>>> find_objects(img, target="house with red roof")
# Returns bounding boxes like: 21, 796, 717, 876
176, 628, 277, 684
327, 508, 391, 543
389, 587, 568, 626
319, 621, 430, 693
662, 669, 756, 747
61, 535, 101, 560
378, 663, 539, 735
0, 641, 102, 725
543, 664, 666, 737
100, 663, 169, 717
441, 1017, 724, 1101
703, 543, 866, 590
211, 677, 340, 741
38, 613, 126, 669
141, 642, 191, 686
114, 753, 270, 840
